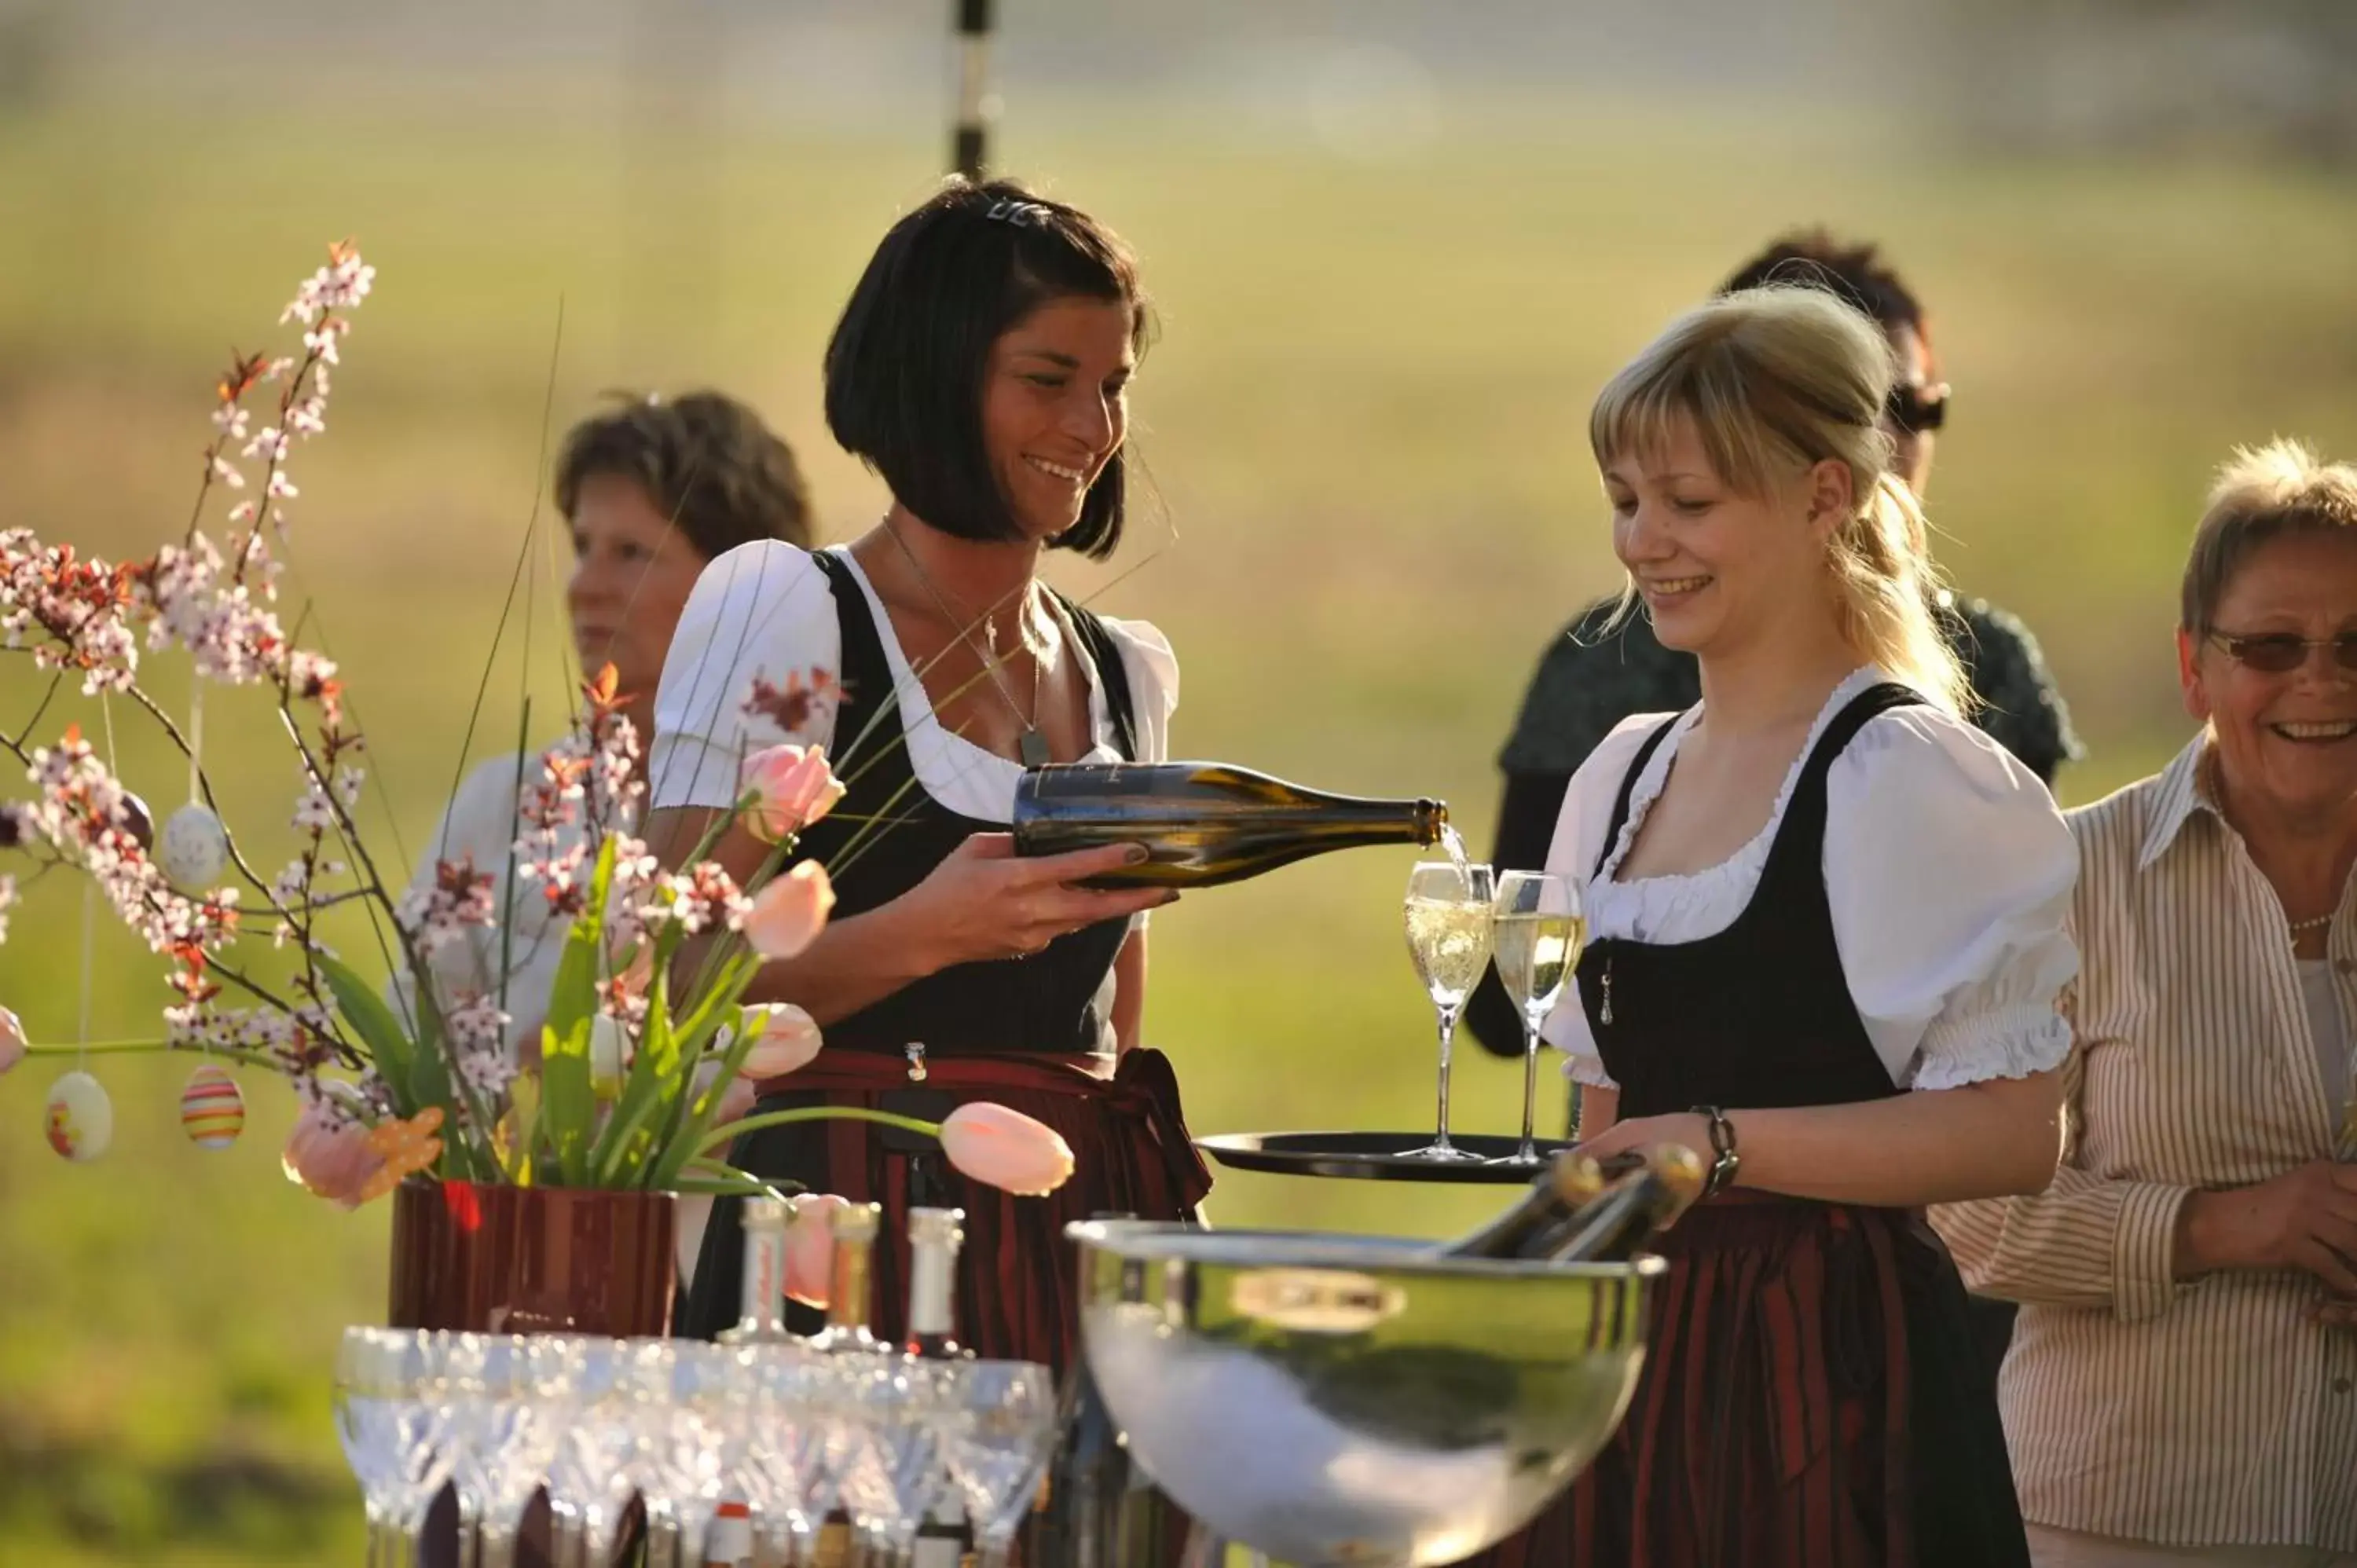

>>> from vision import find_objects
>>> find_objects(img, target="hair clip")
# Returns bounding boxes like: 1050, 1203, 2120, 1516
984, 198, 1048, 229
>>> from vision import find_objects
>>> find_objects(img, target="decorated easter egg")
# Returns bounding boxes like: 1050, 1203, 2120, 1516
179, 1062, 245, 1149
158, 802, 230, 890
44, 1070, 113, 1162
588, 1012, 631, 1098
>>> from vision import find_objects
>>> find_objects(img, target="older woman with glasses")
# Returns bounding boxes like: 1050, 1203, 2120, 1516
1932, 439, 2357, 1567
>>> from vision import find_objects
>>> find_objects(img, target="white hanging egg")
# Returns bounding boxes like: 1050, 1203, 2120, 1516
588, 1012, 632, 1097
157, 803, 230, 890
44, 1070, 113, 1162
179, 1062, 246, 1149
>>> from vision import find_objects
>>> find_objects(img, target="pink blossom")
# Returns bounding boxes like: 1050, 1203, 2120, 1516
396, 858, 497, 954
940, 1102, 1075, 1196
783, 1193, 850, 1308
742, 862, 834, 962
738, 744, 845, 844
281, 1094, 383, 1209
0, 1006, 22, 1075
736, 1003, 823, 1079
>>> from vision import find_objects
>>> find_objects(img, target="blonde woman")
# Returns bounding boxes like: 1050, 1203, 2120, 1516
1466, 288, 2078, 1568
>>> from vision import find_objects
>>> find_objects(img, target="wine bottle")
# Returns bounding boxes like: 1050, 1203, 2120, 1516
907, 1207, 975, 1568
716, 1196, 794, 1345
1530, 1145, 1707, 1262
1011, 762, 1446, 889
1025, 1214, 1185, 1568
808, 1200, 885, 1354
1438, 1146, 1703, 1262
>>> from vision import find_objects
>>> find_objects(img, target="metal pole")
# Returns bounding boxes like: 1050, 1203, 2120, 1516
953, 0, 993, 178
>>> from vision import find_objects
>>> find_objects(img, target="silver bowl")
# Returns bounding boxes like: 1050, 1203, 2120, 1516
1069, 1220, 1662, 1567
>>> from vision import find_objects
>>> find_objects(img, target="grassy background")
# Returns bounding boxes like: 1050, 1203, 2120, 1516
2, 72, 2355, 1563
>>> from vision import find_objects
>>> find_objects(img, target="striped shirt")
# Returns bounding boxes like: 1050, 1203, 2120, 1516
1929, 734, 2357, 1552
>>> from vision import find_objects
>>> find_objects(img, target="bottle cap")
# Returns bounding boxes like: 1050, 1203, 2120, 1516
743, 1195, 791, 1233
830, 1200, 883, 1244
909, 1206, 967, 1248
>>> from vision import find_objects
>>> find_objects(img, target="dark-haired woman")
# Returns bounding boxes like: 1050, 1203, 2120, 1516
647, 180, 1210, 1365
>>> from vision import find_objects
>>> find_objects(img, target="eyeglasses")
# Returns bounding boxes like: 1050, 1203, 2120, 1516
2206, 629, 2357, 674
1883, 381, 1949, 435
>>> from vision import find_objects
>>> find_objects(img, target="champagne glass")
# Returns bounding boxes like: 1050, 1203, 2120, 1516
937, 1361, 1060, 1568
334, 1327, 408, 1567
834, 1360, 953, 1567
545, 1339, 640, 1568
742, 1346, 841, 1568
1490, 870, 1585, 1165
1401, 859, 1496, 1161
627, 1339, 746, 1568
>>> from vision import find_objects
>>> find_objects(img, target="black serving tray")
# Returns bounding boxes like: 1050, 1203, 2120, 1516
1194, 1129, 1574, 1184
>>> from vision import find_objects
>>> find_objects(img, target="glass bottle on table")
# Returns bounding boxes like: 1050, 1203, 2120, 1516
809, 1200, 882, 1568
906, 1207, 976, 1568
1489, 870, 1585, 1165
808, 1200, 885, 1356
717, 1195, 795, 1346
1402, 857, 1497, 1161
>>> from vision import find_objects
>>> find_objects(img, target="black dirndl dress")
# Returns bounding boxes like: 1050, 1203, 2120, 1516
1461, 681, 2029, 1568
680, 549, 1210, 1373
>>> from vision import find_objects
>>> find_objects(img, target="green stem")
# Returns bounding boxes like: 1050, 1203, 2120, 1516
694, 1105, 941, 1157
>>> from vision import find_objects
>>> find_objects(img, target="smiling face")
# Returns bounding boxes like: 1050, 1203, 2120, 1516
979, 295, 1136, 543
566, 471, 710, 704
2180, 528, 2357, 827
1603, 415, 1853, 662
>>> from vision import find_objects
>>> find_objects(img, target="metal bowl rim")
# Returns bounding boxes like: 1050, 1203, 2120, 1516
1067, 1218, 1670, 1282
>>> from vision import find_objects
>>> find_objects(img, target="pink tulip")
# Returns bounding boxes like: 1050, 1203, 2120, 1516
784, 1192, 850, 1308
281, 1097, 386, 1210
743, 861, 834, 962
0, 1006, 23, 1077
739, 744, 846, 844
738, 1003, 823, 1079
940, 1102, 1076, 1196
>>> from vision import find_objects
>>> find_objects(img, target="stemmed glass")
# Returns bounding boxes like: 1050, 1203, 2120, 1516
438, 1335, 569, 1568
545, 1338, 641, 1568
626, 1339, 748, 1568
332, 1328, 456, 1568
741, 1346, 841, 1568
937, 1361, 1060, 1568
1490, 870, 1585, 1165
834, 1359, 955, 1566
1401, 858, 1496, 1161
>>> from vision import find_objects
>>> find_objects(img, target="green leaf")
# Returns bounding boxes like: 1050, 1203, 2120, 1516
590, 954, 685, 1187
537, 837, 618, 1187
315, 953, 420, 1115
646, 950, 768, 1190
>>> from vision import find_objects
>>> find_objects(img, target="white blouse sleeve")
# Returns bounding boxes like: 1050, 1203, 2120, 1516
1537, 716, 1676, 1090
1824, 709, 2080, 1090
1097, 615, 1178, 764
646, 543, 840, 814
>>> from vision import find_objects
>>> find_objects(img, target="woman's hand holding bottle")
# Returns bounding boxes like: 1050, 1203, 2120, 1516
900, 833, 1175, 965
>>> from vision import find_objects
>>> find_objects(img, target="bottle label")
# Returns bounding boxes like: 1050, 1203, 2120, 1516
911, 1541, 964, 1568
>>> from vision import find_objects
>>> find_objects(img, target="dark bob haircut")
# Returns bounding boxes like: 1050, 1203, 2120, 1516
1718, 229, 1939, 379
823, 177, 1151, 562
554, 390, 812, 562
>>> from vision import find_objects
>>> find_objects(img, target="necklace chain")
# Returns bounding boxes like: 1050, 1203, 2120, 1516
2290, 910, 2335, 936
882, 522, 1048, 759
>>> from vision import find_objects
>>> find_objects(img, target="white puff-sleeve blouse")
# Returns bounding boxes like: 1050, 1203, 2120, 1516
645, 540, 1180, 819
1540, 666, 2080, 1094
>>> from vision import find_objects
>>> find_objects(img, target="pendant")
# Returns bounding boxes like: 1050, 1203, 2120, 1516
1018, 730, 1050, 769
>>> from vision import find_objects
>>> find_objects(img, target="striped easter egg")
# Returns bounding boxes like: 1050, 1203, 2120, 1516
180, 1063, 245, 1150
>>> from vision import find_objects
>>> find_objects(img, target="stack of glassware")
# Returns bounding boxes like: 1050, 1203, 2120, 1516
335, 1200, 1061, 1568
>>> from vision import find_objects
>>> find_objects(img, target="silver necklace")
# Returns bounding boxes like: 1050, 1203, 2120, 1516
883, 522, 1052, 768
2291, 911, 2334, 938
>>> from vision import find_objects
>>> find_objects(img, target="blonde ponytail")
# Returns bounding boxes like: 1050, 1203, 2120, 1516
1591, 285, 1969, 716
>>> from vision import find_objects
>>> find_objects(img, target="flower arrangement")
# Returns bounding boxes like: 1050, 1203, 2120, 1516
0, 244, 1073, 1206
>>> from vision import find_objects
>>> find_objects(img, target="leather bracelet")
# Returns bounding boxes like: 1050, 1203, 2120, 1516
1691, 1105, 1740, 1196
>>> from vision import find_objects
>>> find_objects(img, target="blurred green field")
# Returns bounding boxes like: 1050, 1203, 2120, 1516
2, 78, 2355, 1563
